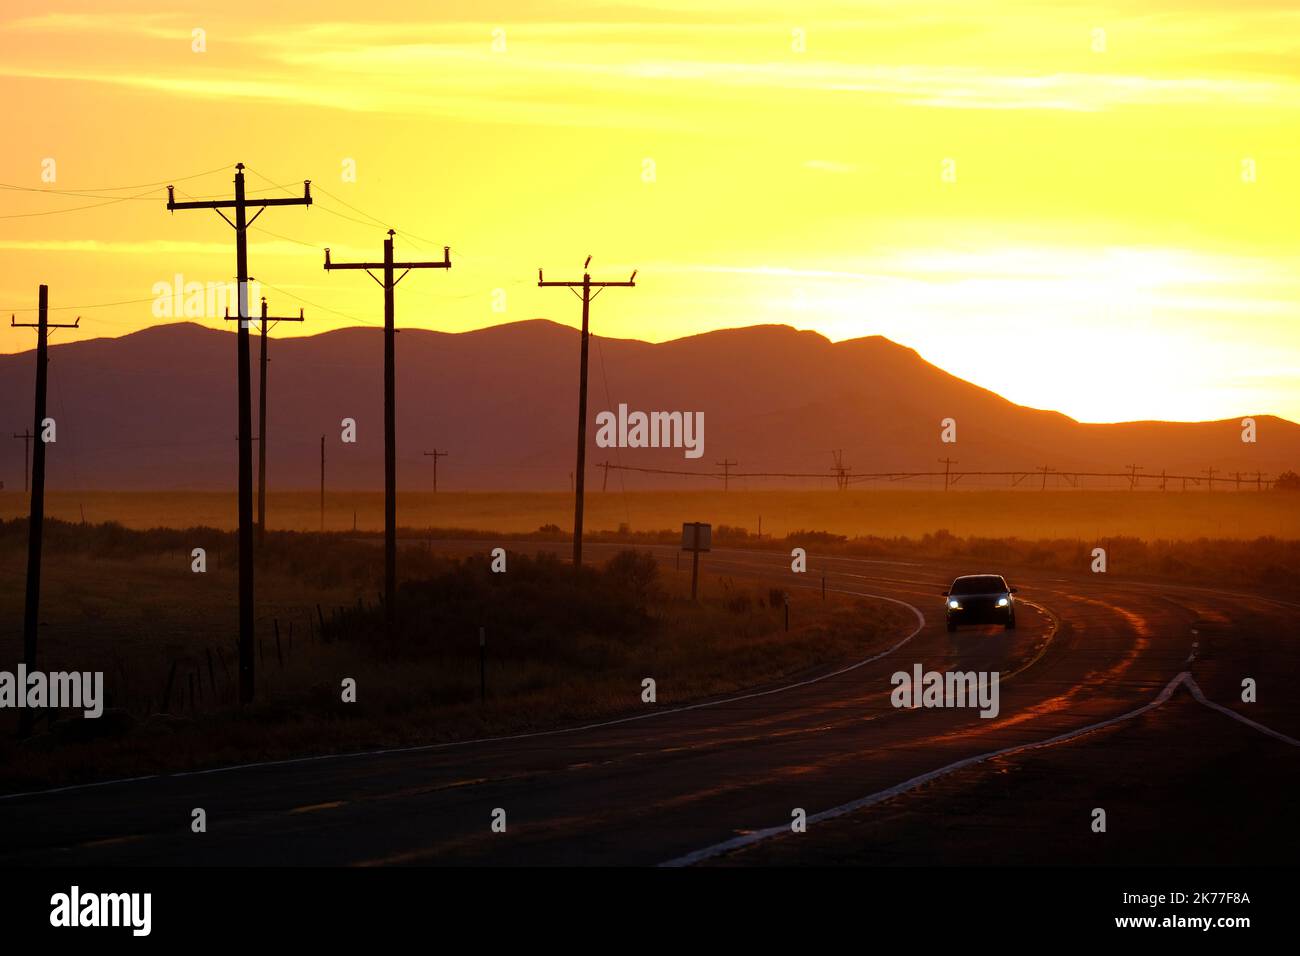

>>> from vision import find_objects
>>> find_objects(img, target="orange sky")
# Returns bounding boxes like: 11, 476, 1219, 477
1, 0, 1297, 423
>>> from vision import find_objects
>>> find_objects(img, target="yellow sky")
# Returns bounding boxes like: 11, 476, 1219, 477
1, 0, 1297, 423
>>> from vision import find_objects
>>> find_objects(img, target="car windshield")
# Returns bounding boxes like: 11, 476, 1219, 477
950, 575, 1007, 595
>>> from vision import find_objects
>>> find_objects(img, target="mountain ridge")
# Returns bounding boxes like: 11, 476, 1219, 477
0, 320, 1294, 491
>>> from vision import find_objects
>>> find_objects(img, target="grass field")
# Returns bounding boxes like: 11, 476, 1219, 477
3, 488, 1298, 540
0, 527, 913, 791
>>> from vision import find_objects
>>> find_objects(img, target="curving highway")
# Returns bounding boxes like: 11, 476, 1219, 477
2, 543, 1297, 866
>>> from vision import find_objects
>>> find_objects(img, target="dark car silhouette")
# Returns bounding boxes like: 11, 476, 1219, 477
943, 574, 1017, 632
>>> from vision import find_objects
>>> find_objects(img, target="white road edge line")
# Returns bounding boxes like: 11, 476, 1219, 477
660, 669, 1299, 867
1, 589, 927, 801
1185, 676, 1300, 747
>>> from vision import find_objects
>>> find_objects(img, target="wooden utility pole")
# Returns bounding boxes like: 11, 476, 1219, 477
11, 288, 79, 736
319, 434, 326, 531
1037, 465, 1056, 490
599, 459, 612, 492
1125, 463, 1142, 490
1202, 467, 1218, 492
939, 456, 957, 492
716, 458, 737, 492
253, 298, 304, 542
10, 430, 32, 493
225, 298, 305, 542
538, 256, 637, 569
325, 230, 451, 631
167, 163, 312, 704
422, 449, 449, 493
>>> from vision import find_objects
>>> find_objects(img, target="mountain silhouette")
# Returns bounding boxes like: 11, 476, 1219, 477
1, 320, 1295, 491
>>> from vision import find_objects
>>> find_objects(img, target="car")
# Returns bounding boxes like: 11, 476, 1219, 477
942, 574, 1017, 632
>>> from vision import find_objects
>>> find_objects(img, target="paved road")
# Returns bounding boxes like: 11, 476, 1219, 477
2, 545, 1295, 865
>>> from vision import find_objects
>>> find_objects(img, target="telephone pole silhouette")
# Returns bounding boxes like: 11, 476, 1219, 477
226, 298, 304, 543
939, 456, 957, 492
11, 288, 79, 736
716, 458, 737, 492
1202, 466, 1218, 491
599, 459, 612, 492
167, 163, 312, 704
831, 450, 851, 490
538, 256, 637, 569
325, 230, 451, 630
1037, 464, 1056, 490
423, 449, 449, 493
1125, 464, 1143, 491
11, 430, 32, 493
320, 435, 326, 532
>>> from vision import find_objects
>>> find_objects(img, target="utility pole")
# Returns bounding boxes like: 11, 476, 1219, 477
716, 458, 737, 492
939, 456, 957, 492
226, 298, 305, 542
1125, 464, 1142, 491
253, 298, 303, 543
320, 434, 326, 532
325, 230, 451, 631
599, 459, 611, 492
831, 450, 851, 490
538, 256, 637, 569
11, 288, 79, 736
11, 430, 32, 493
167, 163, 312, 704
1037, 465, 1056, 490
422, 449, 449, 493
1159, 468, 1167, 492
1232, 470, 1244, 491
1202, 466, 1218, 492
1254, 471, 1264, 492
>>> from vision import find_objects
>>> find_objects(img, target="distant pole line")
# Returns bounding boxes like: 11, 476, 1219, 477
938, 456, 957, 492
326, 229, 451, 633
591, 462, 1274, 490
831, 449, 851, 491
716, 458, 737, 492
11, 286, 80, 737
255, 297, 304, 543
538, 256, 637, 569
167, 163, 312, 704
10, 429, 33, 493
423, 448, 449, 493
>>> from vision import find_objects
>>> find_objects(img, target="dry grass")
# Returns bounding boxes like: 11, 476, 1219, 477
0, 524, 911, 792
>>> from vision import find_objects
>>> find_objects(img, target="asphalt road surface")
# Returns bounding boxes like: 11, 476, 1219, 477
3, 544, 1297, 866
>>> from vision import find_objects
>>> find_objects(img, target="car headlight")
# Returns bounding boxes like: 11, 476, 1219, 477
997, 597, 1009, 607
948, 600, 960, 609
